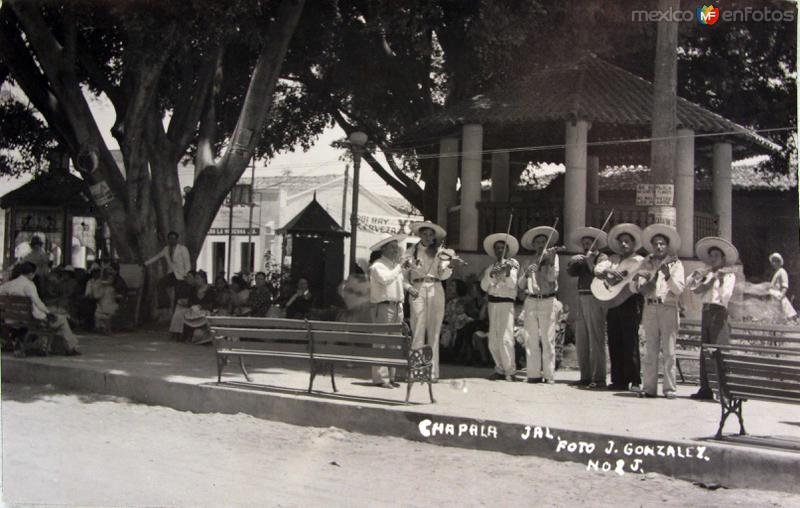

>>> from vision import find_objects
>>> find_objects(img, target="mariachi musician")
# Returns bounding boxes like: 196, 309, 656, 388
518, 225, 562, 384
687, 236, 738, 401
480, 232, 520, 382
594, 223, 645, 393
631, 225, 685, 400
404, 221, 452, 382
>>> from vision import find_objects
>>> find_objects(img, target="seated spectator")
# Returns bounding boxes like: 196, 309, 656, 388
195, 270, 216, 311
94, 268, 121, 334
469, 294, 491, 366
440, 279, 477, 362
80, 268, 104, 330
285, 277, 313, 319
22, 236, 50, 288
228, 275, 251, 316
247, 271, 272, 317
169, 270, 197, 340
212, 274, 231, 311
0, 261, 80, 355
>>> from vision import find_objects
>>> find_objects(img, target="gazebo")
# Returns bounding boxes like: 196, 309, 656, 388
1, 157, 106, 270
403, 53, 782, 258
276, 195, 349, 307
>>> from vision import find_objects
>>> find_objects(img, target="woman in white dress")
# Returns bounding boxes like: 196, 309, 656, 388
769, 253, 797, 321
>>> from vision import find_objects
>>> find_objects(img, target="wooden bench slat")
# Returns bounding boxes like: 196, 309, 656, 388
726, 366, 800, 382
218, 350, 311, 360
312, 354, 408, 366
311, 330, 406, 346
723, 392, 800, 405
208, 316, 402, 334
726, 383, 800, 400
217, 342, 310, 354
724, 357, 800, 371
314, 344, 406, 360
213, 328, 311, 341
710, 344, 800, 356
724, 376, 800, 392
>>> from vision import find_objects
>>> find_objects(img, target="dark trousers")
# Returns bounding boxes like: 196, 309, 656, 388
606, 294, 642, 387
698, 303, 730, 395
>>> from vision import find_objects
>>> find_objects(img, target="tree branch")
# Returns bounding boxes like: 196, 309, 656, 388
75, 35, 126, 112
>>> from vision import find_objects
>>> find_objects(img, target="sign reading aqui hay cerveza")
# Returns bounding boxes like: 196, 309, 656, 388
635, 184, 654, 206
654, 184, 675, 206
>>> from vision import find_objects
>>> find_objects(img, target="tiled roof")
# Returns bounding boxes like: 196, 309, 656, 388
377, 194, 422, 216
402, 53, 780, 156
276, 197, 348, 235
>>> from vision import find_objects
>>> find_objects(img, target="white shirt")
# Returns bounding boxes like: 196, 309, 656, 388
369, 257, 405, 303
0, 276, 49, 320
699, 268, 736, 308
146, 244, 192, 280
633, 256, 685, 305
481, 259, 519, 299
518, 255, 560, 295
404, 245, 453, 290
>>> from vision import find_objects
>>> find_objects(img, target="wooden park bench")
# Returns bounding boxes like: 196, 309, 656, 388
702, 344, 800, 445
0, 295, 52, 356
676, 319, 800, 382
208, 316, 436, 404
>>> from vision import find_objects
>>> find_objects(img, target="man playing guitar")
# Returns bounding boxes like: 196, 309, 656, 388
632, 225, 685, 399
594, 223, 645, 392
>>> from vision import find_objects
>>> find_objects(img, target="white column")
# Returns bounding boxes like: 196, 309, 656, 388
675, 129, 695, 257
490, 151, 510, 202
712, 142, 733, 241
587, 155, 600, 205
437, 137, 460, 228
564, 120, 590, 241
460, 124, 483, 251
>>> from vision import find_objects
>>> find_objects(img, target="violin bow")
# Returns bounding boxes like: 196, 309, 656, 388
537, 217, 560, 265
588, 209, 614, 253
501, 212, 514, 263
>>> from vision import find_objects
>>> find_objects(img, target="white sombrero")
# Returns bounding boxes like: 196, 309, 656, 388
642, 224, 681, 255
607, 223, 643, 255
695, 236, 739, 266
567, 227, 608, 252
520, 226, 559, 251
483, 233, 519, 258
410, 221, 446, 240
369, 234, 408, 252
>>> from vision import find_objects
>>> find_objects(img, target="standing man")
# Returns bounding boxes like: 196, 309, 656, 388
480, 233, 520, 382
633, 225, 685, 399
519, 226, 561, 384
144, 231, 192, 309
368, 234, 408, 388
405, 221, 452, 381
687, 236, 738, 400
594, 223, 645, 392
566, 227, 608, 389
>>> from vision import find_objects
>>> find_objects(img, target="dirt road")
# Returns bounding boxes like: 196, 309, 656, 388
2, 383, 797, 507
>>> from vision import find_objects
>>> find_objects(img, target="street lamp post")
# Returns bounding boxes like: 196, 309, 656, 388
348, 131, 368, 274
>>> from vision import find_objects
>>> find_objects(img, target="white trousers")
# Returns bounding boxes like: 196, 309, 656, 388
488, 301, 516, 375
642, 303, 678, 396
523, 297, 561, 381
371, 301, 403, 384
409, 282, 445, 378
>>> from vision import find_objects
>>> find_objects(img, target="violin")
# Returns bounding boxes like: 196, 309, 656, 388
490, 258, 519, 277
438, 247, 468, 266
634, 254, 677, 283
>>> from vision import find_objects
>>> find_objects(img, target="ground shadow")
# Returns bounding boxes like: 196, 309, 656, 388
213, 380, 419, 406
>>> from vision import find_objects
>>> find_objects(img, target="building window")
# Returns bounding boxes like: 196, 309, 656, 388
241, 241, 255, 274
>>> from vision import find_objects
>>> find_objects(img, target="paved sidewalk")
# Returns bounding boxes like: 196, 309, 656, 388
3, 331, 799, 492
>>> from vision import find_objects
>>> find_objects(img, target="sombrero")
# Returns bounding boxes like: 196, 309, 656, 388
567, 227, 608, 252
520, 226, 559, 251
607, 223, 643, 255
183, 306, 209, 328
369, 234, 408, 252
642, 224, 681, 255
410, 221, 446, 240
695, 236, 739, 266
483, 233, 519, 258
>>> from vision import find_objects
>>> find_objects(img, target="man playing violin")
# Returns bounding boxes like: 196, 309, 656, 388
480, 233, 520, 381
688, 237, 738, 401
518, 226, 562, 384
632, 225, 685, 399
594, 223, 645, 392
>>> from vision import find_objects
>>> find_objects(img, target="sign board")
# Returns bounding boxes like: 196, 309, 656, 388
89, 181, 114, 206
647, 206, 677, 227
357, 213, 423, 235
654, 184, 675, 206
208, 227, 260, 236
635, 184, 654, 206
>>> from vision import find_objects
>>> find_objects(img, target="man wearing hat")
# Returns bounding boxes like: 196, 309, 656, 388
480, 233, 520, 381
518, 226, 561, 384
632, 225, 685, 399
404, 222, 452, 381
369, 233, 408, 388
594, 223, 645, 392
566, 227, 609, 389
688, 236, 738, 400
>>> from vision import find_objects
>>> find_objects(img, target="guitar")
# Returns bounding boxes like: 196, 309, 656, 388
590, 255, 646, 308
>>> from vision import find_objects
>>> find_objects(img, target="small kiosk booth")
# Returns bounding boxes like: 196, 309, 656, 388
277, 196, 348, 307
1, 156, 107, 271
